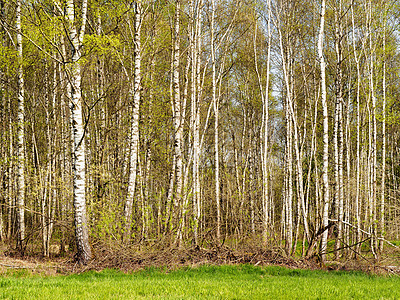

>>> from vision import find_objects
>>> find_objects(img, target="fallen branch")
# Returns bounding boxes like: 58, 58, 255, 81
328, 219, 399, 249
0, 263, 32, 269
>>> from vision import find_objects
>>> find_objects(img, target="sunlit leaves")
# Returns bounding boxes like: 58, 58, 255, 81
84, 33, 121, 57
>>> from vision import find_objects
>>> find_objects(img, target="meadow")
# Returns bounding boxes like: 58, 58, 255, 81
0, 265, 399, 299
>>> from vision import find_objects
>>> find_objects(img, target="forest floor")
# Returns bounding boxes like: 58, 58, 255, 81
0, 243, 400, 298
0, 241, 399, 277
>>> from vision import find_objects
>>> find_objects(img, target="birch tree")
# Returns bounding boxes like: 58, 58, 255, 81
318, 0, 330, 262
210, 0, 221, 242
351, 3, 362, 253
166, 0, 184, 240
16, 0, 25, 252
253, 0, 272, 245
333, 0, 344, 259
124, 1, 142, 242
65, 0, 92, 264
367, 0, 378, 258
190, 0, 202, 245
380, 10, 387, 253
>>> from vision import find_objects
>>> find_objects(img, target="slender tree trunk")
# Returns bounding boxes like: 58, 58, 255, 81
351, 5, 361, 254
170, 0, 183, 239
254, 0, 272, 245
318, 0, 330, 262
277, 16, 294, 254
124, 2, 141, 242
345, 76, 351, 257
190, 0, 202, 245
333, 89, 339, 255
166, 153, 176, 231
380, 20, 386, 253
368, 1, 377, 259
16, 0, 25, 252
211, 0, 220, 242
195, 1, 203, 241
286, 103, 293, 255
59, 35, 69, 255
66, 0, 92, 264
293, 104, 309, 245
0, 0, 6, 242
7, 96, 13, 240
263, 9, 272, 243
176, 41, 191, 246
334, 2, 344, 259
249, 148, 255, 235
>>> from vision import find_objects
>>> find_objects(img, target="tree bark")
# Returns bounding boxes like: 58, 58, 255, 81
368, 0, 377, 258
66, 0, 92, 264
211, 0, 220, 242
124, 2, 142, 242
190, 0, 202, 245
16, 0, 25, 252
334, 1, 344, 259
254, 0, 272, 245
380, 18, 386, 253
351, 4, 361, 254
318, 0, 330, 262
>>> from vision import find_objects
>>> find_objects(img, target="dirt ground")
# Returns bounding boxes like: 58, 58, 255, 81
0, 243, 399, 277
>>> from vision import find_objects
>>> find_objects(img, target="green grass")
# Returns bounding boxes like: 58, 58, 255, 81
0, 265, 399, 299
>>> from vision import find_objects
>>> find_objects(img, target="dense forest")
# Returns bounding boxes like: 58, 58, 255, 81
0, 0, 399, 264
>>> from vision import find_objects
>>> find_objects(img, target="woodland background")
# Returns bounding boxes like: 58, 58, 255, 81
0, 0, 399, 264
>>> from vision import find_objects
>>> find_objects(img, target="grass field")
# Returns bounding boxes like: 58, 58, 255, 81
0, 265, 399, 299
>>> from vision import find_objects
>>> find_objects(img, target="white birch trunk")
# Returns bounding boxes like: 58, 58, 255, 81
176, 38, 191, 245
170, 0, 183, 236
293, 110, 309, 245
124, 2, 141, 241
211, 0, 220, 242
0, 0, 5, 241
190, 0, 201, 245
16, 0, 25, 251
351, 6, 361, 252
254, 0, 272, 245
380, 20, 386, 253
318, 0, 330, 262
190, 0, 198, 243
59, 35, 69, 254
7, 97, 13, 240
263, 3, 272, 243
195, 0, 202, 240
66, 0, 92, 264
278, 22, 293, 254
368, 1, 377, 258
334, 2, 344, 259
